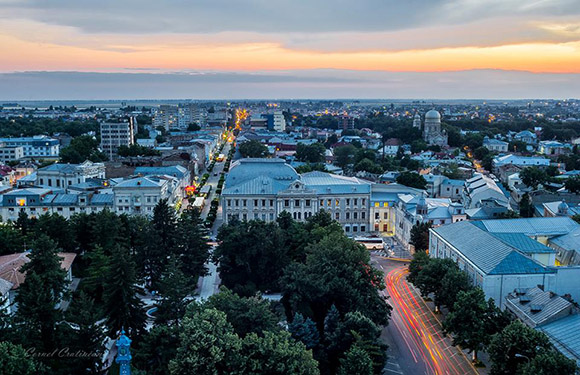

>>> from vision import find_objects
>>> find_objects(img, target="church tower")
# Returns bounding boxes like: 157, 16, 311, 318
116, 329, 132, 375
413, 112, 421, 128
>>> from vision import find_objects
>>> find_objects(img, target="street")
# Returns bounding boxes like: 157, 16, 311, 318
372, 256, 480, 375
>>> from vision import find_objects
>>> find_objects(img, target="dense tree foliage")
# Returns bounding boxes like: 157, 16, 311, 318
239, 140, 269, 158
520, 166, 549, 189
409, 222, 431, 252
296, 142, 327, 163
396, 172, 427, 189
0, 117, 99, 137
0, 342, 41, 375
117, 144, 160, 157
60, 135, 108, 163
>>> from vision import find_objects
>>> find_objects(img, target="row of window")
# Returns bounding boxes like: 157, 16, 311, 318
344, 224, 366, 233
320, 198, 366, 207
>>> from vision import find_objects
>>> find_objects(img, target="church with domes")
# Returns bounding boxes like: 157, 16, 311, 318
420, 109, 448, 147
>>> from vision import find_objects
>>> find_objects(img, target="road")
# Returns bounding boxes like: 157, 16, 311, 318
372, 256, 480, 375
195, 141, 232, 299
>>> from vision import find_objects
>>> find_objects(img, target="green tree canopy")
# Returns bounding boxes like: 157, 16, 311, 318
0, 342, 40, 375
409, 222, 431, 252
337, 344, 373, 375
520, 166, 549, 189
396, 172, 427, 189
296, 143, 327, 163
239, 140, 269, 158
60, 135, 108, 163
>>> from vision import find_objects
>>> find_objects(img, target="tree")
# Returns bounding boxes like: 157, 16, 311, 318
0, 224, 25, 255
0, 342, 40, 375
407, 251, 431, 285
520, 166, 548, 189
117, 144, 160, 157
15, 235, 67, 351
33, 213, 76, 253
289, 313, 320, 349
473, 146, 490, 160
414, 258, 456, 310
565, 175, 580, 194
337, 344, 373, 375
58, 292, 105, 374
60, 135, 107, 163
409, 222, 431, 251
133, 325, 180, 375
214, 220, 289, 295
519, 193, 535, 218
396, 172, 427, 189
296, 143, 326, 163
187, 122, 201, 132
169, 308, 242, 375
155, 259, 193, 327
334, 145, 357, 172
519, 350, 577, 375
354, 158, 383, 174
437, 267, 472, 311
239, 140, 269, 158
102, 245, 146, 337
410, 140, 428, 154
487, 321, 551, 375
197, 287, 279, 338
282, 232, 390, 329
443, 288, 490, 362
295, 163, 327, 174
240, 330, 320, 375
175, 208, 210, 279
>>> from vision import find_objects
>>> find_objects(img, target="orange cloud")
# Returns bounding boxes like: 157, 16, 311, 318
0, 32, 579, 73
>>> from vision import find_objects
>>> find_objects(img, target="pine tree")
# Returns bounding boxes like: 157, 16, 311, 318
103, 245, 146, 337
15, 235, 67, 351
337, 343, 373, 375
155, 258, 193, 327
288, 313, 320, 349
176, 208, 210, 279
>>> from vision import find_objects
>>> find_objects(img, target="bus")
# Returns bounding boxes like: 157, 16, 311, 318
354, 236, 385, 250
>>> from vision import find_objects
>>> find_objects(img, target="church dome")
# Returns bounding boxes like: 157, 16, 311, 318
425, 110, 441, 120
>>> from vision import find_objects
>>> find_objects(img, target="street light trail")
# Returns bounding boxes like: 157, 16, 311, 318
385, 266, 478, 375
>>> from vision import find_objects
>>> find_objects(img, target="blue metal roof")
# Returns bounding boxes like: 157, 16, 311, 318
477, 217, 578, 236
90, 194, 114, 205
135, 165, 188, 179
301, 171, 371, 195
432, 221, 554, 275
370, 192, 399, 203
538, 315, 580, 366
492, 233, 555, 254
222, 176, 291, 196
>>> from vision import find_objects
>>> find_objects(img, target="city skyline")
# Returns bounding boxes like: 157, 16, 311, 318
1, 0, 579, 99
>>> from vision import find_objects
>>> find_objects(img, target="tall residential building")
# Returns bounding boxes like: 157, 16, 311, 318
272, 111, 286, 132
177, 103, 206, 130
153, 105, 179, 130
0, 136, 59, 159
338, 115, 355, 131
100, 119, 135, 159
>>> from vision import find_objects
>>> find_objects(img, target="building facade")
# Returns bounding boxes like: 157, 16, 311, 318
36, 161, 106, 189
100, 120, 135, 159
0, 136, 59, 158
422, 110, 448, 147
221, 159, 371, 234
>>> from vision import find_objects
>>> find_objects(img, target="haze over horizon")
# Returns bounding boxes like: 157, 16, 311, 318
1, 0, 579, 99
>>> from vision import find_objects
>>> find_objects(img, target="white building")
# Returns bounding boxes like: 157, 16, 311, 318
36, 161, 106, 189
483, 136, 509, 152
0, 145, 24, 163
493, 154, 550, 170
153, 105, 179, 130
0, 136, 59, 158
221, 159, 371, 234
100, 120, 136, 159
112, 174, 182, 216
273, 111, 286, 132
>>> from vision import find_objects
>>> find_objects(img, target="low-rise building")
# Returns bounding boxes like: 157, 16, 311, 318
370, 183, 423, 236
538, 141, 572, 156
112, 174, 182, 216
0, 136, 59, 159
222, 158, 371, 234
493, 154, 550, 171
483, 136, 509, 152
0, 145, 24, 163
36, 161, 106, 190
463, 173, 510, 219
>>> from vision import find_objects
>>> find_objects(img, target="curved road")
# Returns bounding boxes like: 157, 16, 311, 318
376, 259, 480, 375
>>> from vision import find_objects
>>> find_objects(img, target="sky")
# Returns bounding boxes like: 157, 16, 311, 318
0, 0, 579, 100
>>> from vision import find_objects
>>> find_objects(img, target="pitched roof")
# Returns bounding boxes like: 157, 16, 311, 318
301, 171, 371, 194
492, 233, 556, 254
476, 217, 578, 236
506, 287, 572, 328
538, 315, 580, 366
431, 221, 554, 275
222, 175, 291, 195
0, 252, 76, 289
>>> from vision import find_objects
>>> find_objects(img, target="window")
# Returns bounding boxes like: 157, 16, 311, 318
354, 212, 358, 219
243, 200, 247, 207
346, 212, 350, 219
345, 226, 350, 232
354, 198, 358, 206
362, 199, 366, 206
262, 199, 266, 207
335, 212, 340, 220
375, 212, 379, 219
361, 212, 366, 219
269, 213, 274, 220
374, 202, 379, 207
384, 212, 388, 220
254, 199, 258, 206
361, 225, 366, 232
227, 199, 231, 206
285, 200, 290, 207
335, 199, 340, 207
295, 200, 300, 207
270, 200, 274, 207
320, 200, 324, 206
327, 199, 331, 207
242, 213, 247, 220
383, 202, 388, 207
353, 226, 358, 232
346, 198, 350, 205
298, 212, 302, 220
305, 200, 311, 207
